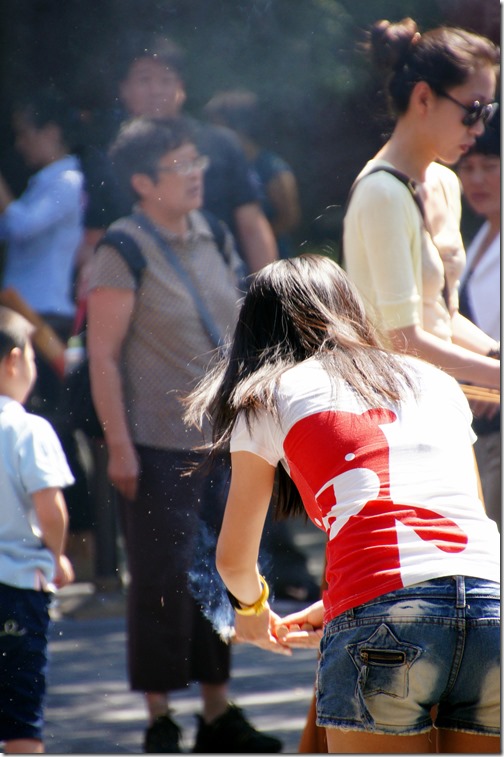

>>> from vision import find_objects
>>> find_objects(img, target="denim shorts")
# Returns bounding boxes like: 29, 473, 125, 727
316, 576, 500, 736
0, 583, 51, 742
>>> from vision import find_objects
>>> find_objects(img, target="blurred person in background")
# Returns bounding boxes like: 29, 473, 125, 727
78, 33, 277, 290
0, 88, 84, 341
0, 89, 92, 570
203, 88, 301, 259
71, 32, 280, 588
456, 110, 500, 529
87, 117, 282, 754
202, 88, 319, 602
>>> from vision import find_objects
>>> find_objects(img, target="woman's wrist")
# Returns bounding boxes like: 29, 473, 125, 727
226, 575, 270, 616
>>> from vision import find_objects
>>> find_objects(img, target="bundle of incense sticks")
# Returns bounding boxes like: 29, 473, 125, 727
460, 383, 501, 405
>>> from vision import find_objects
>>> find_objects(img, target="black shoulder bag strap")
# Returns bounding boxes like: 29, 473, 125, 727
99, 229, 147, 285
131, 211, 224, 348
199, 208, 248, 287
345, 167, 449, 307
346, 166, 426, 221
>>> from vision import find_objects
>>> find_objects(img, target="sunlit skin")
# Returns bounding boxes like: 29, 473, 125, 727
431, 67, 497, 166
377, 65, 497, 183
131, 143, 205, 234
17, 340, 37, 403
0, 340, 38, 405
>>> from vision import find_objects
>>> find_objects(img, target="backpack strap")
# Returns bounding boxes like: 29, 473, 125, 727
131, 211, 225, 347
199, 208, 248, 287
98, 229, 147, 285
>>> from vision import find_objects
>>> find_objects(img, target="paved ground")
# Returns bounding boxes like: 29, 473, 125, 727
42, 520, 326, 754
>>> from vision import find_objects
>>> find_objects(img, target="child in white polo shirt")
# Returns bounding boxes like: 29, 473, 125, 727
0, 306, 74, 754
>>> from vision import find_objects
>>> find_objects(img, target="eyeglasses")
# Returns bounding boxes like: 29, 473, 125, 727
437, 91, 498, 127
157, 155, 210, 176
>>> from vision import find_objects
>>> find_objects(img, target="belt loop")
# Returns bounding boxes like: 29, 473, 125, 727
455, 575, 466, 608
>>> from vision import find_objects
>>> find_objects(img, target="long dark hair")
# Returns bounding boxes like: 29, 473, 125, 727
185, 254, 417, 517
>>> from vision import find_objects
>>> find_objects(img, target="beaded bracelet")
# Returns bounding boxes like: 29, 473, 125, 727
226, 576, 270, 616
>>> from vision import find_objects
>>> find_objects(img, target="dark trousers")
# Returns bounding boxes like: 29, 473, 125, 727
118, 446, 230, 692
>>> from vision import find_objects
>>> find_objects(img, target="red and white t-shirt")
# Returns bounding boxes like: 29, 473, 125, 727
230, 356, 500, 622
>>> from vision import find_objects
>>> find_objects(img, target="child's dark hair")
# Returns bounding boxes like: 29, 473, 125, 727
0, 306, 34, 361
367, 18, 500, 117
109, 116, 195, 197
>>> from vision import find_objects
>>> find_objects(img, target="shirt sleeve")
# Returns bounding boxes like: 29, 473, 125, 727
230, 409, 284, 467
19, 416, 75, 494
344, 172, 423, 330
88, 242, 138, 291
1, 171, 83, 242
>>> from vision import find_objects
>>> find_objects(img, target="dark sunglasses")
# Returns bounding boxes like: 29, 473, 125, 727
437, 91, 499, 127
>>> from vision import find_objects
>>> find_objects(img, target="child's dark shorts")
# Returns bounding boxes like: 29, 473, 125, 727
317, 576, 500, 736
0, 582, 51, 742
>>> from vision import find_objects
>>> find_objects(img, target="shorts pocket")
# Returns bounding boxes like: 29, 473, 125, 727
346, 623, 422, 700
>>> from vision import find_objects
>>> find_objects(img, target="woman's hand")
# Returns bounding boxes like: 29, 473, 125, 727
273, 600, 324, 649
107, 440, 140, 501
233, 606, 292, 656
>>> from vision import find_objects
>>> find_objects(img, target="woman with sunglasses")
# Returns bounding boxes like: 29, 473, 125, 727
184, 254, 500, 753
343, 18, 500, 393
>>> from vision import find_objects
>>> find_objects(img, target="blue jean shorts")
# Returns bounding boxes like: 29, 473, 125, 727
0, 583, 51, 742
316, 576, 500, 736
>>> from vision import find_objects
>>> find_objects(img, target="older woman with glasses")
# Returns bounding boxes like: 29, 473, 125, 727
87, 117, 281, 754
343, 18, 500, 394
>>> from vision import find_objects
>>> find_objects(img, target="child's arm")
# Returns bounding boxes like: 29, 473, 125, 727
32, 487, 74, 588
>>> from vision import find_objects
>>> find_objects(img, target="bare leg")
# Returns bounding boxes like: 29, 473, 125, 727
4, 738, 44, 753
326, 728, 432, 754
146, 684, 230, 725
437, 729, 500, 754
145, 691, 170, 724
200, 682, 229, 723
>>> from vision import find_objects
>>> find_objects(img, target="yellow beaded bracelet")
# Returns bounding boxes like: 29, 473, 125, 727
230, 576, 270, 617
